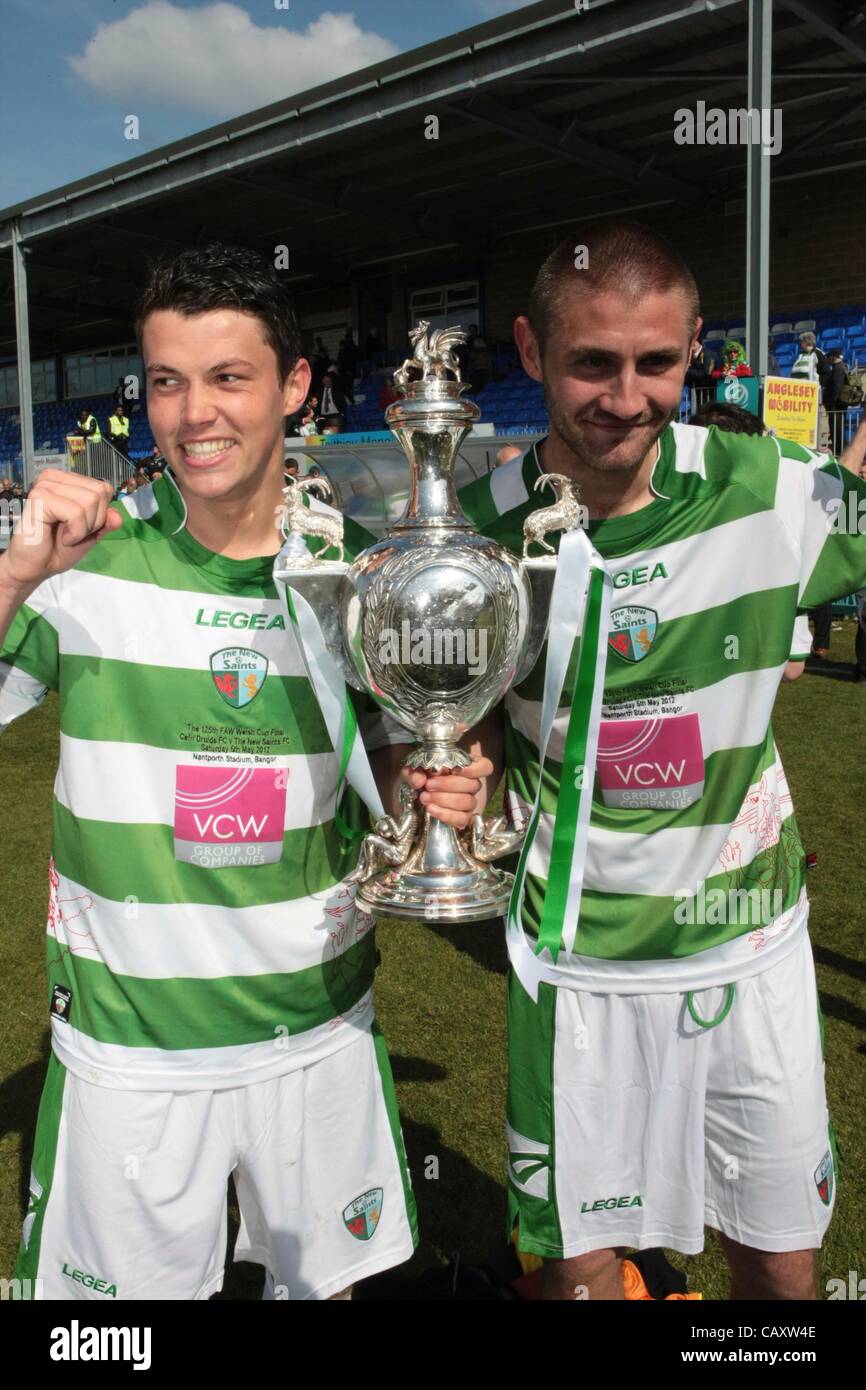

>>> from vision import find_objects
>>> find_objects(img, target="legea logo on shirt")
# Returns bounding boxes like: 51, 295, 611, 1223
174, 766, 286, 867
596, 712, 704, 809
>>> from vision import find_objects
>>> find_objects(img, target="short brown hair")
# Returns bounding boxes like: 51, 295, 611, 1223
527, 220, 700, 352
135, 242, 302, 384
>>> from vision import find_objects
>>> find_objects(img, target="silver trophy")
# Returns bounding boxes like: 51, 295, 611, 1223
275, 322, 583, 923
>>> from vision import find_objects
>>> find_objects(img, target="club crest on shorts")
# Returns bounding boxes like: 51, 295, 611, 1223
342, 1188, 383, 1240
210, 648, 268, 708
608, 606, 657, 663
814, 1150, 834, 1206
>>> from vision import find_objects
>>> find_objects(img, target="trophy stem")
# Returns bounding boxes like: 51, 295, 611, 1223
354, 740, 516, 923
354, 805, 515, 923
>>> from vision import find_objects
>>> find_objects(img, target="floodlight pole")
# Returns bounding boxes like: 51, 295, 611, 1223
745, 0, 772, 382
11, 220, 35, 489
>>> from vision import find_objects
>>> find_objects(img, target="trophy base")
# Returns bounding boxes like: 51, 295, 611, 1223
356, 864, 514, 923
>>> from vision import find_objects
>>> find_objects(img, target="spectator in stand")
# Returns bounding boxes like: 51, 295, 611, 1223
11, 483, 26, 505
285, 458, 300, 480
298, 405, 318, 436
151, 469, 163, 483
337, 332, 359, 405
76, 405, 101, 443
710, 339, 753, 380
379, 376, 400, 411
113, 375, 127, 413
822, 348, 849, 457
685, 340, 714, 391
0, 478, 14, 503
791, 331, 829, 389
316, 373, 347, 433
135, 470, 150, 489
823, 348, 847, 410
106, 403, 130, 458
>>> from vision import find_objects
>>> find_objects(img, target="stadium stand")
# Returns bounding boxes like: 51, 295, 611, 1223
2, 303, 865, 479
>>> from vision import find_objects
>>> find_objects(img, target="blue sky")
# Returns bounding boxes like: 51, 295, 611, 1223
0, 0, 531, 211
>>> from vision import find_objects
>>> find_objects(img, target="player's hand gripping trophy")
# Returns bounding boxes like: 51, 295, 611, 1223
275, 322, 583, 923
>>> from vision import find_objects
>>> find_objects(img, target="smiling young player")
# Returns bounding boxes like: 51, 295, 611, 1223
417, 221, 866, 1300
0, 244, 420, 1301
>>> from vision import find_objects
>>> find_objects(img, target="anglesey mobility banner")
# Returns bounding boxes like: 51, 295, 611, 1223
763, 375, 819, 447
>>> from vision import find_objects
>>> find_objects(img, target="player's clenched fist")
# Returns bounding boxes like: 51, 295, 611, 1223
0, 469, 123, 594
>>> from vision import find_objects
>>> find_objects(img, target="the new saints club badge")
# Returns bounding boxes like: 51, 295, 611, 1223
608, 605, 657, 663
210, 648, 268, 708
814, 1151, 834, 1207
342, 1187, 383, 1241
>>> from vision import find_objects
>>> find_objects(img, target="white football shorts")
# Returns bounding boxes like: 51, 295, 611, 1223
16, 1023, 417, 1300
506, 927, 837, 1258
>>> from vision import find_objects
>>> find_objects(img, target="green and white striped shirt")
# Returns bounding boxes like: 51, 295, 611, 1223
458, 423, 866, 991
0, 471, 375, 1089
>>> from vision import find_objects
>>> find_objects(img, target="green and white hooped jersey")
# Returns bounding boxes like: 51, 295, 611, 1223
0, 471, 376, 1090
458, 423, 866, 993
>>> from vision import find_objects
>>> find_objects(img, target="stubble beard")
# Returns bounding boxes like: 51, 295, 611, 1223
543, 383, 675, 478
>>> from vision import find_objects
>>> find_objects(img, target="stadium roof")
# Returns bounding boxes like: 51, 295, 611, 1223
2, 0, 866, 356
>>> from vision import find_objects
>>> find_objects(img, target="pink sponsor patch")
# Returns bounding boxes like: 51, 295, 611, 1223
596, 712, 704, 809
174, 765, 287, 867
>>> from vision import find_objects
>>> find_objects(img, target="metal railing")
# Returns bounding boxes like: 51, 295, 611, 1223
67, 435, 131, 491
825, 408, 863, 458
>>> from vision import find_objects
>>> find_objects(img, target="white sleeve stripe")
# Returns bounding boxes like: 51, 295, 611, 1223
0, 660, 49, 730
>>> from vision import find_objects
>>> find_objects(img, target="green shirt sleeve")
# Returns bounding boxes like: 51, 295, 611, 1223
798, 455, 866, 608
0, 582, 60, 729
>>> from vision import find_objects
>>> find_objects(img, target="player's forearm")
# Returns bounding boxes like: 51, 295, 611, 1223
0, 555, 38, 651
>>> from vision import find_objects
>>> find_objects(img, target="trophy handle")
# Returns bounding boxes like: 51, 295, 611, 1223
277, 567, 367, 693
514, 557, 556, 685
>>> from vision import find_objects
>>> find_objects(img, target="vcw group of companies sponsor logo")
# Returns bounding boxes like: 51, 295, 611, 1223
674, 100, 782, 156
174, 765, 287, 867
596, 712, 705, 810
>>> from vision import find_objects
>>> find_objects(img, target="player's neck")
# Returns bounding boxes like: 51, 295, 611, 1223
179, 464, 286, 560
539, 431, 661, 520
